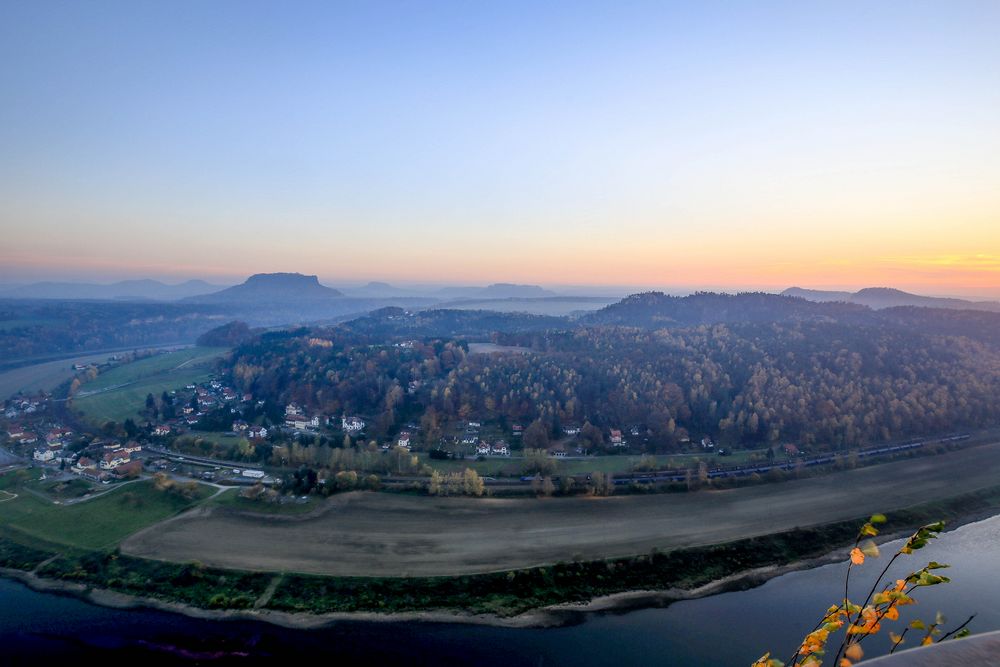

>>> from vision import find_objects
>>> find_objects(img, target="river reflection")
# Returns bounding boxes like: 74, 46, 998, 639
2, 514, 999, 666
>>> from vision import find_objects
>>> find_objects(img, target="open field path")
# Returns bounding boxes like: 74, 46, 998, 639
254, 575, 284, 609
122, 441, 1000, 578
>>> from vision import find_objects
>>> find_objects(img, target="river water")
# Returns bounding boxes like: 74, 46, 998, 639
3, 515, 999, 666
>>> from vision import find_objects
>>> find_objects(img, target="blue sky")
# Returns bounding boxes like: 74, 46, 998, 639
2, 1, 999, 294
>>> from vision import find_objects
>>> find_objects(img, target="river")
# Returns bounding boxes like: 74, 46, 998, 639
2, 514, 999, 666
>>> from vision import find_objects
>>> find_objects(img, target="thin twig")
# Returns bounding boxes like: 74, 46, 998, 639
939, 614, 976, 642
889, 627, 909, 654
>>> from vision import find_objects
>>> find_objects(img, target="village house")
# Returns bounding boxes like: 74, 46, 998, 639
100, 449, 130, 470
511, 424, 523, 436
6, 427, 28, 440
285, 413, 309, 429
45, 427, 72, 445
285, 403, 303, 416
153, 424, 171, 436
122, 441, 142, 455
476, 442, 491, 456
610, 429, 624, 446
397, 432, 411, 448
248, 425, 268, 439
341, 416, 365, 432
33, 448, 55, 462
232, 419, 249, 432
72, 456, 99, 477
491, 442, 510, 456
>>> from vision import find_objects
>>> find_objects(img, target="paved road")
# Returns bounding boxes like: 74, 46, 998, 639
122, 441, 1000, 577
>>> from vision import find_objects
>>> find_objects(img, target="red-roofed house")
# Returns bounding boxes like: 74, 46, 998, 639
100, 449, 130, 470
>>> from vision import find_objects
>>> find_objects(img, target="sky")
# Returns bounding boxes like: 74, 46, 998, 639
1, 1, 999, 296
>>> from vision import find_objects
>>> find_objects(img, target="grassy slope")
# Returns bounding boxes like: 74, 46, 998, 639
0, 471, 212, 550
73, 347, 227, 424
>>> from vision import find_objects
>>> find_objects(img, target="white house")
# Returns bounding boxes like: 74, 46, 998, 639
285, 414, 309, 429
397, 432, 411, 448
342, 416, 365, 432
33, 449, 55, 462
153, 424, 171, 436
248, 426, 268, 439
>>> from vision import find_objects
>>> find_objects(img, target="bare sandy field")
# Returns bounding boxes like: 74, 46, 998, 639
122, 442, 1000, 577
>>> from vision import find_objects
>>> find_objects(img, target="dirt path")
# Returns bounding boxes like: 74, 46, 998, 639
254, 575, 284, 609
122, 442, 1000, 578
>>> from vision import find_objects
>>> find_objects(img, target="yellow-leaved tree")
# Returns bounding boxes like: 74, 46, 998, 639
753, 515, 974, 667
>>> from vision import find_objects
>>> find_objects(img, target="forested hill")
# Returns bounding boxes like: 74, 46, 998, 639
337, 307, 569, 339
581, 291, 1000, 343
221, 313, 1000, 452
783, 286, 1000, 312
0, 300, 228, 363
581, 291, 874, 328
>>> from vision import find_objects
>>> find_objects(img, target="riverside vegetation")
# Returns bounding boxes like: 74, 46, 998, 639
3, 464, 1000, 619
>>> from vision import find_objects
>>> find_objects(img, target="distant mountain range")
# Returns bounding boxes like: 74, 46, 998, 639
782, 287, 1000, 312
583, 291, 872, 328
341, 281, 558, 299
0, 279, 225, 301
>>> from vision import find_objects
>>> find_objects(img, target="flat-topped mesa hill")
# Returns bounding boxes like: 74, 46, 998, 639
185, 273, 344, 303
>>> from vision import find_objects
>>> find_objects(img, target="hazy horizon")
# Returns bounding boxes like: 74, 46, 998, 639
3, 1, 999, 296
2, 271, 1000, 301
